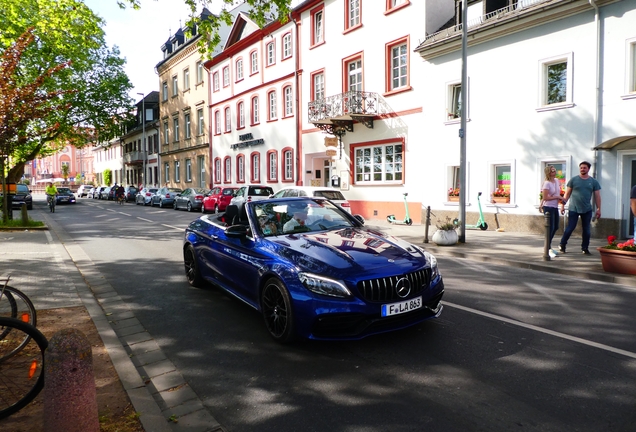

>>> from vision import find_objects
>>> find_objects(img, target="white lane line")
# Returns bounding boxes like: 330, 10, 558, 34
137, 217, 153, 222
523, 282, 572, 310
444, 301, 636, 360
161, 224, 182, 231
118, 212, 131, 216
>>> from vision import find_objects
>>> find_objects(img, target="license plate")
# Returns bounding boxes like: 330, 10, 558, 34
381, 296, 422, 317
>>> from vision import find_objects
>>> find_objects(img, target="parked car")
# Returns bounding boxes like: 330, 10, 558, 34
201, 187, 238, 214
151, 187, 183, 208
269, 186, 352, 213
135, 187, 158, 206
99, 187, 112, 200
1, 184, 33, 210
55, 187, 76, 205
183, 197, 444, 342
91, 186, 105, 199
124, 186, 139, 202
76, 185, 92, 198
229, 185, 274, 211
173, 188, 209, 212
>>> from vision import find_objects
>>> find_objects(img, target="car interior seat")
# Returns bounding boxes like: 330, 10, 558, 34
222, 205, 239, 226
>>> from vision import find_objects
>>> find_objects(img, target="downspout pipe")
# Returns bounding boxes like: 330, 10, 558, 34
292, 14, 302, 186
589, 0, 600, 179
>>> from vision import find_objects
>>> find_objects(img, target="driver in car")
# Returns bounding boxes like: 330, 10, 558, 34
283, 206, 308, 233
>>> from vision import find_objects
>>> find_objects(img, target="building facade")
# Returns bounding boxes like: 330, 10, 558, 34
415, 0, 636, 237
156, 9, 217, 190
120, 91, 160, 188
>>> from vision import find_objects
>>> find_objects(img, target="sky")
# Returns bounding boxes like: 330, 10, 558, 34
82, 0, 224, 102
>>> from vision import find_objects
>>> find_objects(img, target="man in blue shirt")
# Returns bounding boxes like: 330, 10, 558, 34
559, 161, 601, 255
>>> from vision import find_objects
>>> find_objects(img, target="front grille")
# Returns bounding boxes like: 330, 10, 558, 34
357, 268, 431, 302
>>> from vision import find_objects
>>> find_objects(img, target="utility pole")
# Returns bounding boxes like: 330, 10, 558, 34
137, 93, 146, 188
458, 0, 468, 243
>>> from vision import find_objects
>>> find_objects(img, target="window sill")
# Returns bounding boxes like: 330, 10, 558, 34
536, 102, 575, 112
383, 86, 412, 97
445, 201, 470, 206
310, 41, 326, 50
485, 203, 517, 208
343, 24, 363, 35
384, 1, 410, 15
444, 117, 470, 125
621, 93, 636, 100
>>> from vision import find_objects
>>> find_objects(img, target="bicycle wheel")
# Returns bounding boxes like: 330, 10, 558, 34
0, 317, 48, 420
0, 286, 37, 361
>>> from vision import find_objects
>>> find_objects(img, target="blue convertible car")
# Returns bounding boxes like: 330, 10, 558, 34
183, 197, 444, 342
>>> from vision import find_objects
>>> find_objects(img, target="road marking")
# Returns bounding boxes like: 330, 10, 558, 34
161, 224, 182, 231
118, 212, 131, 216
137, 217, 153, 222
444, 301, 636, 359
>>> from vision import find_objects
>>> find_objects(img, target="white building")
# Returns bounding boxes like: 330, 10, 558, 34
204, 0, 636, 236
415, 0, 636, 237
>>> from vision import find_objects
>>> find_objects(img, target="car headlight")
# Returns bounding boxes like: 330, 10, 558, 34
298, 272, 351, 298
423, 251, 440, 280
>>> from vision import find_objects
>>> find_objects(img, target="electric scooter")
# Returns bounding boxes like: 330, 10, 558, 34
453, 192, 488, 230
387, 193, 412, 225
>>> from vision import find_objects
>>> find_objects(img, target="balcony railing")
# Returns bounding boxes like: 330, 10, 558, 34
308, 91, 379, 124
418, 0, 557, 48
123, 151, 144, 164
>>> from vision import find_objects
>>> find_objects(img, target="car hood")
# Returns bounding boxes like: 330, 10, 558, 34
266, 228, 428, 277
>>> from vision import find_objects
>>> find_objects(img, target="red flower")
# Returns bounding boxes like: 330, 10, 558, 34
607, 235, 617, 244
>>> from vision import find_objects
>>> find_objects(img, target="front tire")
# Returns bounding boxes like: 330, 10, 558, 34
479, 222, 489, 231
173, 201, 178, 210
261, 279, 295, 343
184, 245, 204, 288
214, 204, 219, 214
159, 200, 164, 208
187, 202, 192, 212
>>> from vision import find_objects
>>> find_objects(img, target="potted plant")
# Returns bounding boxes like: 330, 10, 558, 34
447, 187, 460, 202
491, 188, 510, 204
597, 236, 636, 275
432, 217, 458, 246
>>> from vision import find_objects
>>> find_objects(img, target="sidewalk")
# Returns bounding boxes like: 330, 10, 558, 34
366, 219, 636, 288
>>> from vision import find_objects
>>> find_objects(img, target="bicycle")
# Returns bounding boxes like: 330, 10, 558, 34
1, 275, 37, 361
117, 193, 125, 205
47, 194, 56, 213
0, 316, 48, 420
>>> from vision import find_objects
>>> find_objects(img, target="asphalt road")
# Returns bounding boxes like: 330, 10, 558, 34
47, 196, 636, 432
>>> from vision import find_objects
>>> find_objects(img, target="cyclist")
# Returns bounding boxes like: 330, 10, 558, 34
45, 182, 58, 212
116, 184, 125, 203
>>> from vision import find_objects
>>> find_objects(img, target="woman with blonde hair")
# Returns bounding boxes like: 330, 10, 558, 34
540, 165, 563, 257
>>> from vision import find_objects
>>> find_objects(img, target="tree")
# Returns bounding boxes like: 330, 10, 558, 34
118, 0, 293, 56
0, 28, 72, 221
0, 0, 133, 184
104, 168, 112, 186
61, 164, 70, 182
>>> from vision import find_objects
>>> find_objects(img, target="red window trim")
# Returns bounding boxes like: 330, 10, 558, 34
250, 151, 261, 183
310, 5, 325, 49
236, 153, 246, 184
223, 156, 232, 184
385, 36, 410, 94
342, 52, 364, 93
213, 157, 221, 184
281, 32, 293, 60
344, 0, 363, 33
266, 149, 278, 183
281, 147, 294, 182
310, 69, 325, 102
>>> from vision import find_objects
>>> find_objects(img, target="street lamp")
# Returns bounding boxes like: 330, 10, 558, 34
137, 92, 146, 188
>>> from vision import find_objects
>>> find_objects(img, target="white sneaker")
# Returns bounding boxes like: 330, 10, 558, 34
549, 249, 558, 258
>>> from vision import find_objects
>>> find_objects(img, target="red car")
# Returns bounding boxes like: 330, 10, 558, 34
202, 187, 238, 214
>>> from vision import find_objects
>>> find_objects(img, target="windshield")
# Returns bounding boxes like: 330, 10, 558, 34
252, 198, 354, 237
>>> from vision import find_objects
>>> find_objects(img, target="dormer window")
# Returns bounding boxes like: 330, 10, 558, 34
172, 40, 179, 51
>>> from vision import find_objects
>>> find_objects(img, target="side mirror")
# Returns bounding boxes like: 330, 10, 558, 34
353, 214, 365, 225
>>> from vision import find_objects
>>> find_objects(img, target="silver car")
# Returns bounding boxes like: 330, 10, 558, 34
173, 188, 209, 212
151, 187, 183, 208
135, 187, 158, 206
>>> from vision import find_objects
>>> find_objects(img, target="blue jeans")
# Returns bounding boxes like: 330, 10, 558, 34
543, 206, 559, 248
560, 210, 593, 250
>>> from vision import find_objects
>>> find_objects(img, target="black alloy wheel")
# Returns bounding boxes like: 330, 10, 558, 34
183, 245, 204, 288
261, 279, 295, 343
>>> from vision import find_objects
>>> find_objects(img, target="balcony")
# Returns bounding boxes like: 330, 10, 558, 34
123, 151, 145, 165
308, 91, 378, 136
415, 0, 598, 59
